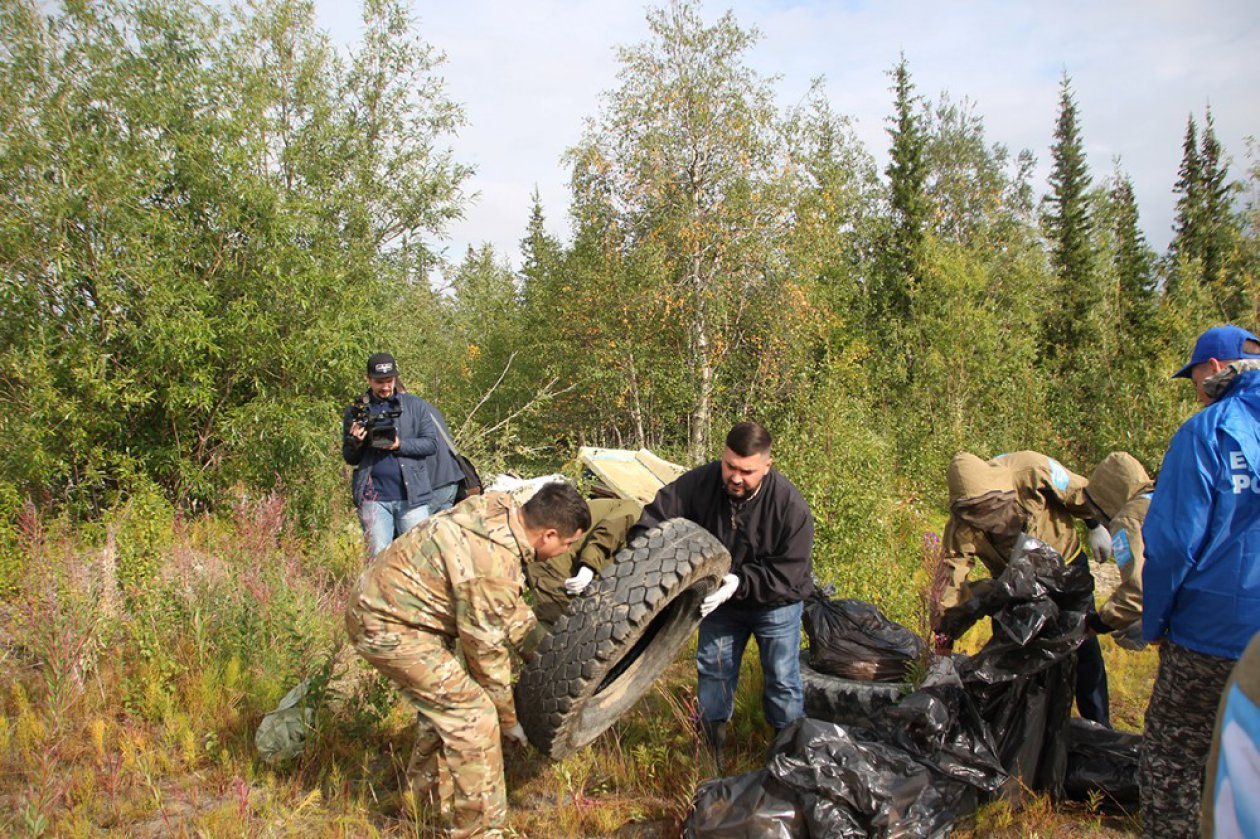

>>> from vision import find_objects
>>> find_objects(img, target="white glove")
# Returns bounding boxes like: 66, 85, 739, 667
700, 574, 740, 618
564, 565, 596, 595
503, 723, 529, 748
1088, 524, 1114, 563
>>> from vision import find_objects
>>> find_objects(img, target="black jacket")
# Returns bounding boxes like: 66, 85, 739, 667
341, 392, 437, 507
629, 461, 813, 606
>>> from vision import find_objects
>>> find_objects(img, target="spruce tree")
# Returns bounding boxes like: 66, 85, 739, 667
520, 189, 563, 290
1171, 108, 1238, 293
883, 54, 929, 325
1109, 172, 1156, 337
1043, 73, 1095, 360
1171, 114, 1203, 276
1198, 107, 1233, 285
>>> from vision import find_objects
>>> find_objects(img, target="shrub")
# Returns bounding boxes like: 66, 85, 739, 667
0, 483, 25, 598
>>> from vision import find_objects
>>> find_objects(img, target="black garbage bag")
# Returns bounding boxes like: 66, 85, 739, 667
1064, 719, 1141, 814
964, 655, 1077, 798
936, 535, 1094, 644
804, 593, 924, 681
683, 769, 801, 839
871, 657, 1009, 799
764, 718, 959, 838
685, 665, 1013, 838
685, 538, 1099, 836
944, 537, 1091, 798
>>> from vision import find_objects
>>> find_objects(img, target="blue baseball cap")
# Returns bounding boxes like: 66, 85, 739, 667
1172, 325, 1260, 379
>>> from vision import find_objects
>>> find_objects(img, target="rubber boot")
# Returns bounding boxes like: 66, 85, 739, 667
700, 719, 728, 773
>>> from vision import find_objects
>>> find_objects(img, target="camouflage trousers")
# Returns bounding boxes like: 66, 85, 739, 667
347, 615, 506, 839
1139, 640, 1236, 839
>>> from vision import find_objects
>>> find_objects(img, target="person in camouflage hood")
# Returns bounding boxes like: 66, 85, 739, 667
346, 483, 590, 838
1083, 452, 1154, 637
937, 450, 1115, 727
524, 497, 642, 625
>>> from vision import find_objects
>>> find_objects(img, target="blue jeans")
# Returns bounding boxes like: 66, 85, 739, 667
359, 500, 430, 556
429, 482, 460, 514
696, 600, 804, 730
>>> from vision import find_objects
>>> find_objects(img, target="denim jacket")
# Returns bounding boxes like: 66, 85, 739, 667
342, 392, 437, 508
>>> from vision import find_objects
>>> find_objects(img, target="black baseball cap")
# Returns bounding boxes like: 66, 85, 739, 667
366, 352, 398, 379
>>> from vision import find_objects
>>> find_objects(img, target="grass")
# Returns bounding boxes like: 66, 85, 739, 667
0, 492, 1158, 837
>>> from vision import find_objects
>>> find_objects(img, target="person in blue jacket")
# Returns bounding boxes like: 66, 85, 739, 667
1140, 324, 1260, 838
342, 352, 438, 556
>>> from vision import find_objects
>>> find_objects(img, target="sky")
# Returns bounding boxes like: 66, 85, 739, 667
311, 0, 1260, 273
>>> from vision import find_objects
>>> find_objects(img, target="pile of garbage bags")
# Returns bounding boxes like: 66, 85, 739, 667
686, 537, 1142, 837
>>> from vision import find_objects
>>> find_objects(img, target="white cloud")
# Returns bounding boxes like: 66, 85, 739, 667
316, 0, 1260, 268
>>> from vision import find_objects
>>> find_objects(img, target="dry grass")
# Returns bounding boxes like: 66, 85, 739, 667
0, 497, 1158, 837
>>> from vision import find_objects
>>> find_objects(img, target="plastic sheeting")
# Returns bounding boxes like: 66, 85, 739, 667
255, 678, 315, 764
947, 537, 1094, 798
688, 659, 1012, 837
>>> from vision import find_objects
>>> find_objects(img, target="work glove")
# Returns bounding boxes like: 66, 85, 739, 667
503, 723, 529, 748
1112, 621, 1148, 652
564, 565, 596, 595
1088, 523, 1114, 563
700, 574, 739, 618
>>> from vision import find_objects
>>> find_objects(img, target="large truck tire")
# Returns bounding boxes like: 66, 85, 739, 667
800, 653, 905, 728
515, 518, 731, 760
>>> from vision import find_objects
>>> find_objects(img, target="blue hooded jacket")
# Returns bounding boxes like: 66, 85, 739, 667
1142, 368, 1260, 658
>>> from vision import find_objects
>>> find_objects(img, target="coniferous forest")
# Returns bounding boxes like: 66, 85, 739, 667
0, 0, 1256, 835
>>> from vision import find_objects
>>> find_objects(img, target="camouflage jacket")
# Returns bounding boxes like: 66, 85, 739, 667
348, 491, 538, 726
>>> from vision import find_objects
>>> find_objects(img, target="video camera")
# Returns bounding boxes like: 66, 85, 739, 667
349, 395, 404, 450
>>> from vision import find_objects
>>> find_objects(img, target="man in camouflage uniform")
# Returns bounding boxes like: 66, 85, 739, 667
935, 450, 1115, 726
1140, 326, 1260, 838
1082, 452, 1154, 643
346, 482, 590, 838
524, 497, 642, 625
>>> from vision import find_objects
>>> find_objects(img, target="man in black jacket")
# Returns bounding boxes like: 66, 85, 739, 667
629, 421, 814, 766
342, 352, 438, 555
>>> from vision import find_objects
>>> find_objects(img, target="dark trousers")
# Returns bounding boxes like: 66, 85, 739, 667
1071, 554, 1110, 727
1076, 631, 1110, 726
